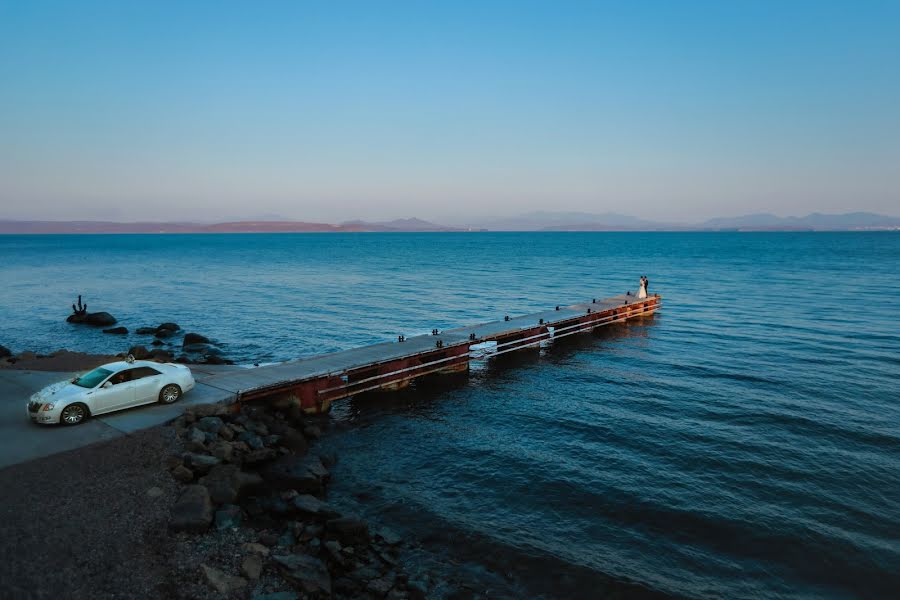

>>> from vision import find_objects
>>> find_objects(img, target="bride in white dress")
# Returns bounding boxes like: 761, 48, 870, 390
638, 275, 648, 299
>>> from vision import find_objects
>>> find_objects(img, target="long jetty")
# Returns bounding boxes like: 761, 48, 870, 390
200, 291, 662, 413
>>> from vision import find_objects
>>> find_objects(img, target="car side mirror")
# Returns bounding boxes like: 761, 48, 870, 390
101, 381, 113, 389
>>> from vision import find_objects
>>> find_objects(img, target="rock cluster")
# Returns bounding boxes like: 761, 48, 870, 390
167, 402, 419, 599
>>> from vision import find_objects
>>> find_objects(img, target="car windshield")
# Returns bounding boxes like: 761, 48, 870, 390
72, 367, 113, 388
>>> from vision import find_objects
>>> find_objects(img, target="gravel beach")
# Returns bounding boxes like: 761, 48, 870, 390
0, 426, 232, 600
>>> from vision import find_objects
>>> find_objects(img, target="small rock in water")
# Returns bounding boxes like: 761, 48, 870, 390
183, 332, 211, 346
135, 327, 158, 334
102, 326, 128, 334
0, 345, 12, 358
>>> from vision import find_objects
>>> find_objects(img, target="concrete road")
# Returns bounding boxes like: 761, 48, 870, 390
0, 365, 239, 470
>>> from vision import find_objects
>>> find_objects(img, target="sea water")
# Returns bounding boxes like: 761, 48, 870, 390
1, 232, 898, 598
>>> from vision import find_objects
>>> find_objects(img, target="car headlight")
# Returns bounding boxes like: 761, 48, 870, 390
42, 403, 55, 411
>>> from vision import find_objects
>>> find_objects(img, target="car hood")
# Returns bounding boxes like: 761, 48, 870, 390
30, 381, 87, 404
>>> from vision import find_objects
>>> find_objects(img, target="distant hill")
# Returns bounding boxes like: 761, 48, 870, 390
700, 212, 900, 231
1, 211, 897, 234
339, 217, 461, 232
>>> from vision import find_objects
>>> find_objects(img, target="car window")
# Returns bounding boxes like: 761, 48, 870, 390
73, 367, 113, 388
108, 369, 136, 385
132, 366, 162, 379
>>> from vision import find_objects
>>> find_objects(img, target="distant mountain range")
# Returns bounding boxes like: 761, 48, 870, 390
1, 211, 898, 234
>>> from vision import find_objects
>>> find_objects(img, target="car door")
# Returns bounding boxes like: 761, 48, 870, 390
94, 368, 137, 412
131, 366, 164, 404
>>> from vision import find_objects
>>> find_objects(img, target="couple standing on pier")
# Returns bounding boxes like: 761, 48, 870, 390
638, 275, 650, 299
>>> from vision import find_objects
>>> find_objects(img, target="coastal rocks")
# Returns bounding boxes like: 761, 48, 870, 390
215, 504, 243, 530
326, 516, 369, 544
273, 554, 332, 596
0, 345, 11, 358
102, 326, 128, 334
136, 327, 158, 334
128, 345, 150, 359
199, 464, 263, 504
200, 564, 247, 595
241, 554, 264, 580
67, 311, 118, 326
261, 454, 329, 494
183, 332, 211, 346
170, 485, 213, 533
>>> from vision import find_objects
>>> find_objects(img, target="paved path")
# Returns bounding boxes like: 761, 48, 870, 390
0, 365, 238, 470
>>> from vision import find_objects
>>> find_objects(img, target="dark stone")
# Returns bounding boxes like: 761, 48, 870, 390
154, 328, 176, 339
183, 332, 211, 346
148, 349, 173, 362
326, 516, 369, 544
157, 322, 180, 332
171, 465, 195, 483
292, 494, 339, 518
238, 431, 264, 450
261, 455, 329, 494
67, 311, 117, 326
170, 485, 213, 533
102, 326, 128, 334
0, 345, 11, 358
243, 447, 278, 465
279, 431, 308, 455
183, 453, 221, 474
215, 504, 243, 530
197, 416, 225, 434
175, 355, 193, 364
127, 345, 150, 360
273, 554, 332, 596
151, 339, 164, 346
277, 531, 296, 548
199, 464, 263, 504
136, 327, 158, 334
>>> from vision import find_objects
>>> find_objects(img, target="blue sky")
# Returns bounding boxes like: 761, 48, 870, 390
1, 1, 898, 223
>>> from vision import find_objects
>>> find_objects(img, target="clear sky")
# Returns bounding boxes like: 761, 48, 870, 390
1, 0, 898, 223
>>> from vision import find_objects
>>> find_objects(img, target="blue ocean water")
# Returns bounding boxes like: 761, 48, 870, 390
1, 232, 899, 598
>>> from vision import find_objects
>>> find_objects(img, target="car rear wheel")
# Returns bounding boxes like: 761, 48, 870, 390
60, 403, 88, 426
159, 384, 182, 404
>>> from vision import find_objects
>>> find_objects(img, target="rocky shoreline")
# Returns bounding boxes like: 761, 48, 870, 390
165, 399, 428, 599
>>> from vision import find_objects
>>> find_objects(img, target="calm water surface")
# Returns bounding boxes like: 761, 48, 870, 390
1, 232, 898, 598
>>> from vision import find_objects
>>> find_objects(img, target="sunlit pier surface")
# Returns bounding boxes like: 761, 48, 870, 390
201, 292, 662, 413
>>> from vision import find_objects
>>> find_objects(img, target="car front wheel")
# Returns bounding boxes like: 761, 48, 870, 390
60, 403, 88, 426
159, 384, 182, 404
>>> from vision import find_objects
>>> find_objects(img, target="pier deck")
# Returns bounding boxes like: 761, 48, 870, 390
201, 291, 662, 413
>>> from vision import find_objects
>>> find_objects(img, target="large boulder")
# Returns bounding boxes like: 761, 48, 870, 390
67, 311, 118, 326
199, 464, 263, 504
127, 345, 150, 360
170, 485, 213, 533
0, 345, 11, 358
273, 554, 331, 596
183, 332, 211, 346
